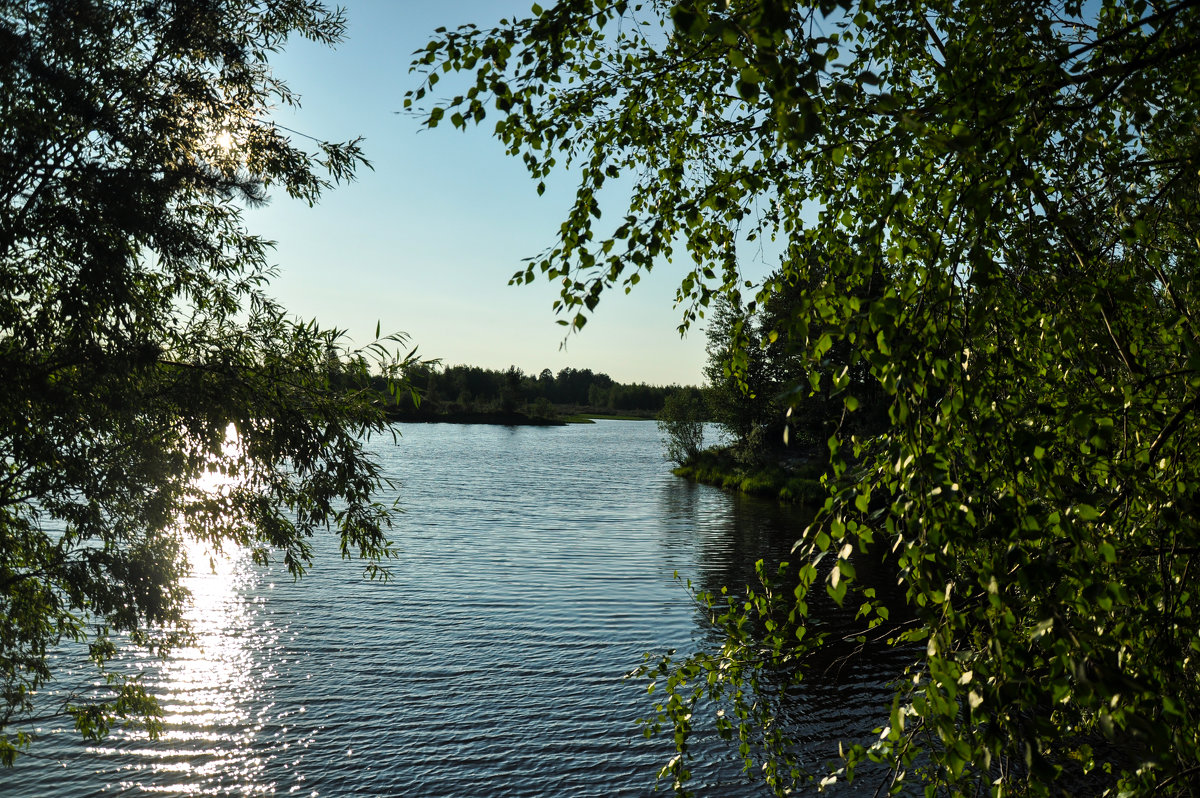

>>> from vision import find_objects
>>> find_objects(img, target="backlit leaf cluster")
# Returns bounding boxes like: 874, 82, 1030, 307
414, 0, 1200, 794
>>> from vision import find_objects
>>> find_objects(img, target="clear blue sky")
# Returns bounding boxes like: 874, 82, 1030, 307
247, 1, 711, 386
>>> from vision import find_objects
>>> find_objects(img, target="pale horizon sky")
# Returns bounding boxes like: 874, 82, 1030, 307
246, 2, 718, 386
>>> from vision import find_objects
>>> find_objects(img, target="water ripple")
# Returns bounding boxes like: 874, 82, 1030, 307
3, 421, 900, 797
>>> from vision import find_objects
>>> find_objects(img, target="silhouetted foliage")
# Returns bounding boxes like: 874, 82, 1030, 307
382, 362, 690, 419
1, 0, 409, 764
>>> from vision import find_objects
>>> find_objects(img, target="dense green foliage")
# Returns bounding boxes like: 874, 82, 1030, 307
414, 1, 1200, 794
701, 294, 779, 459
387, 362, 692, 419
656, 390, 706, 465
0, 0, 409, 764
704, 266, 888, 462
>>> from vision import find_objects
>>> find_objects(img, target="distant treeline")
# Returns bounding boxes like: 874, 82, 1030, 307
373, 363, 701, 421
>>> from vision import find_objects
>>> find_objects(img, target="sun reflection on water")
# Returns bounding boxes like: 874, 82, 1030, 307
82, 424, 297, 795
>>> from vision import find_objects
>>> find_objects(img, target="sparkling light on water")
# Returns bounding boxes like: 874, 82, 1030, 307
4, 422, 901, 798
83, 425, 285, 796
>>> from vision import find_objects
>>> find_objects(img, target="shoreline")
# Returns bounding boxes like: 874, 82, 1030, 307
672, 447, 826, 505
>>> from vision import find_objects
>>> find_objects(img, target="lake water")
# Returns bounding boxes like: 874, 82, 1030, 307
2, 421, 900, 797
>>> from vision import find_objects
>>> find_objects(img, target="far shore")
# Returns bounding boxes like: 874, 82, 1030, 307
384, 406, 659, 426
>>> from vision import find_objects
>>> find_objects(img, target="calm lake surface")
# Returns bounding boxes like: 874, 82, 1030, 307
3, 421, 900, 797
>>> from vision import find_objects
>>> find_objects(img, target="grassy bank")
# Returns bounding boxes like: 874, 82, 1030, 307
673, 448, 826, 505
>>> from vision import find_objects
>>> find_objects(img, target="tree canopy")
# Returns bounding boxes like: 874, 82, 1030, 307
413, 0, 1200, 794
1, 0, 409, 763
390, 362, 685, 417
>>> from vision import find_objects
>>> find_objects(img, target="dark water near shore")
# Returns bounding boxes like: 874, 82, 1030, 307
2, 421, 902, 797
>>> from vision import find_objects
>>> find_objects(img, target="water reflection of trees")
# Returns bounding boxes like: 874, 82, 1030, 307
657, 476, 803, 599
656, 477, 919, 793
